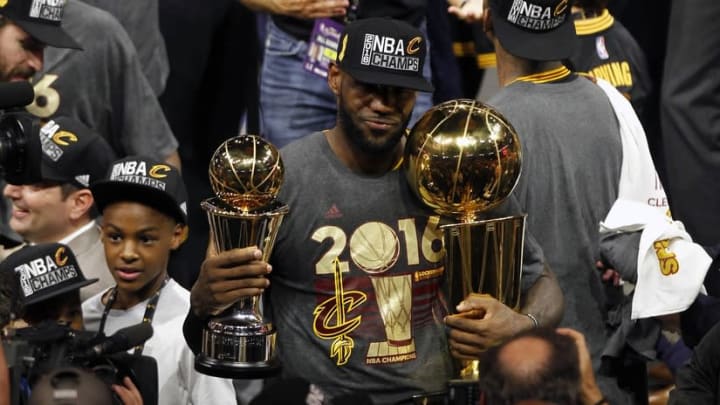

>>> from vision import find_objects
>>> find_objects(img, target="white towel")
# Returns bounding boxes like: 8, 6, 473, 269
601, 200, 710, 319
596, 79, 710, 319
595, 79, 668, 216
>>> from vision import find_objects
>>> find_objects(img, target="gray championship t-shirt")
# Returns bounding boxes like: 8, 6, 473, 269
27, 0, 177, 160
269, 131, 545, 404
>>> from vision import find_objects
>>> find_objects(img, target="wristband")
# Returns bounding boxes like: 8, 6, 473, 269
526, 313, 539, 329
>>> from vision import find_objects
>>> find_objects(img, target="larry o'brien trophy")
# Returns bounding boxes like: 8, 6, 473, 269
194, 135, 288, 379
404, 99, 525, 384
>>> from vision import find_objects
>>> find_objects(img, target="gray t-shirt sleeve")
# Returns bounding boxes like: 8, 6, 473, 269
79, 0, 169, 95
30, 0, 177, 160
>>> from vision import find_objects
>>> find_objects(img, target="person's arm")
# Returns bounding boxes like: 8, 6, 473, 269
557, 328, 606, 405
239, 0, 348, 19
447, 0, 485, 22
111, 377, 143, 405
444, 265, 564, 360
518, 264, 564, 327
183, 246, 271, 352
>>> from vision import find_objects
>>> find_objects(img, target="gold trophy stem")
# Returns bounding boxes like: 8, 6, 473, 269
442, 214, 527, 381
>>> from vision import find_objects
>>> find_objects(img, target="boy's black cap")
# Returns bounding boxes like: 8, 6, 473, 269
2, 243, 97, 306
5, 116, 116, 189
489, 0, 577, 61
0, 0, 81, 49
91, 156, 188, 223
336, 17, 433, 92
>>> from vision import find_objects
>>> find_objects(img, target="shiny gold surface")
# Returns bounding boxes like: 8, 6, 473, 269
404, 99, 525, 382
442, 215, 526, 314
208, 135, 284, 212
404, 99, 522, 222
197, 135, 288, 378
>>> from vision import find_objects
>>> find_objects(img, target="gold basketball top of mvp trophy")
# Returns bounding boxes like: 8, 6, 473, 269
404, 99, 522, 221
208, 135, 284, 212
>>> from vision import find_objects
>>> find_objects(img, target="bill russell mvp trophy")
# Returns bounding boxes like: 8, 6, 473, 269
194, 135, 288, 379
404, 99, 525, 382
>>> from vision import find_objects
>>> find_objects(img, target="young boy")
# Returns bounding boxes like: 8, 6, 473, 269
82, 156, 235, 405
1, 243, 141, 404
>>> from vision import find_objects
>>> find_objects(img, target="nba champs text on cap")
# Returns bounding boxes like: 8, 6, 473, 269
91, 156, 188, 223
0, 0, 81, 49
490, 0, 577, 61
336, 17, 433, 92
6, 243, 97, 305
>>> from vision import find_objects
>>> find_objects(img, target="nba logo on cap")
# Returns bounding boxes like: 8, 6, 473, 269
335, 18, 434, 92
29, 0, 65, 21
92, 156, 189, 223
3, 243, 98, 305
16, 246, 75, 297
109, 160, 170, 191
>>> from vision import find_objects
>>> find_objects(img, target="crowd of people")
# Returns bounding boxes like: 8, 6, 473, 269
0, 0, 718, 404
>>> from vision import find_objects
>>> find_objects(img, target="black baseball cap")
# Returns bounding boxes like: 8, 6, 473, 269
91, 156, 188, 224
489, 0, 577, 61
0, 0, 81, 49
336, 17, 433, 92
2, 243, 97, 306
4, 116, 117, 190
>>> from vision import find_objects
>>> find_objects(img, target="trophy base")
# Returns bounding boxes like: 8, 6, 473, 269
195, 315, 281, 379
194, 353, 281, 379
447, 379, 480, 405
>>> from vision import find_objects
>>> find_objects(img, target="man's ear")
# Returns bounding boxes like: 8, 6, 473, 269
68, 189, 94, 221
169, 223, 188, 251
328, 63, 341, 96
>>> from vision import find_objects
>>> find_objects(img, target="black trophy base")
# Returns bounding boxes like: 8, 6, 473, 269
194, 353, 281, 379
446, 379, 480, 405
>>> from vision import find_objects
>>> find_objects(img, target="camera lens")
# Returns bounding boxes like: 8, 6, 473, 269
0, 112, 31, 181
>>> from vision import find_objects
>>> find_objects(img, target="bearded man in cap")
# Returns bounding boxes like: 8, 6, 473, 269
184, 17, 564, 403
0, 0, 80, 82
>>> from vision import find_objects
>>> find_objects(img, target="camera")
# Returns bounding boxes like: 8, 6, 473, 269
3, 321, 158, 405
0, 81, 41, 183
0, 112, 39, 182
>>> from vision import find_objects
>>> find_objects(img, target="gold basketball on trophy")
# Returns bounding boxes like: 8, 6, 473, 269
404, 99, 522, 222
208, 135, 284, 212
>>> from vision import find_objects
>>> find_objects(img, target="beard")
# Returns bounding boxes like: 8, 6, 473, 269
0, 65, 35, 82
338, 97, 411, 155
